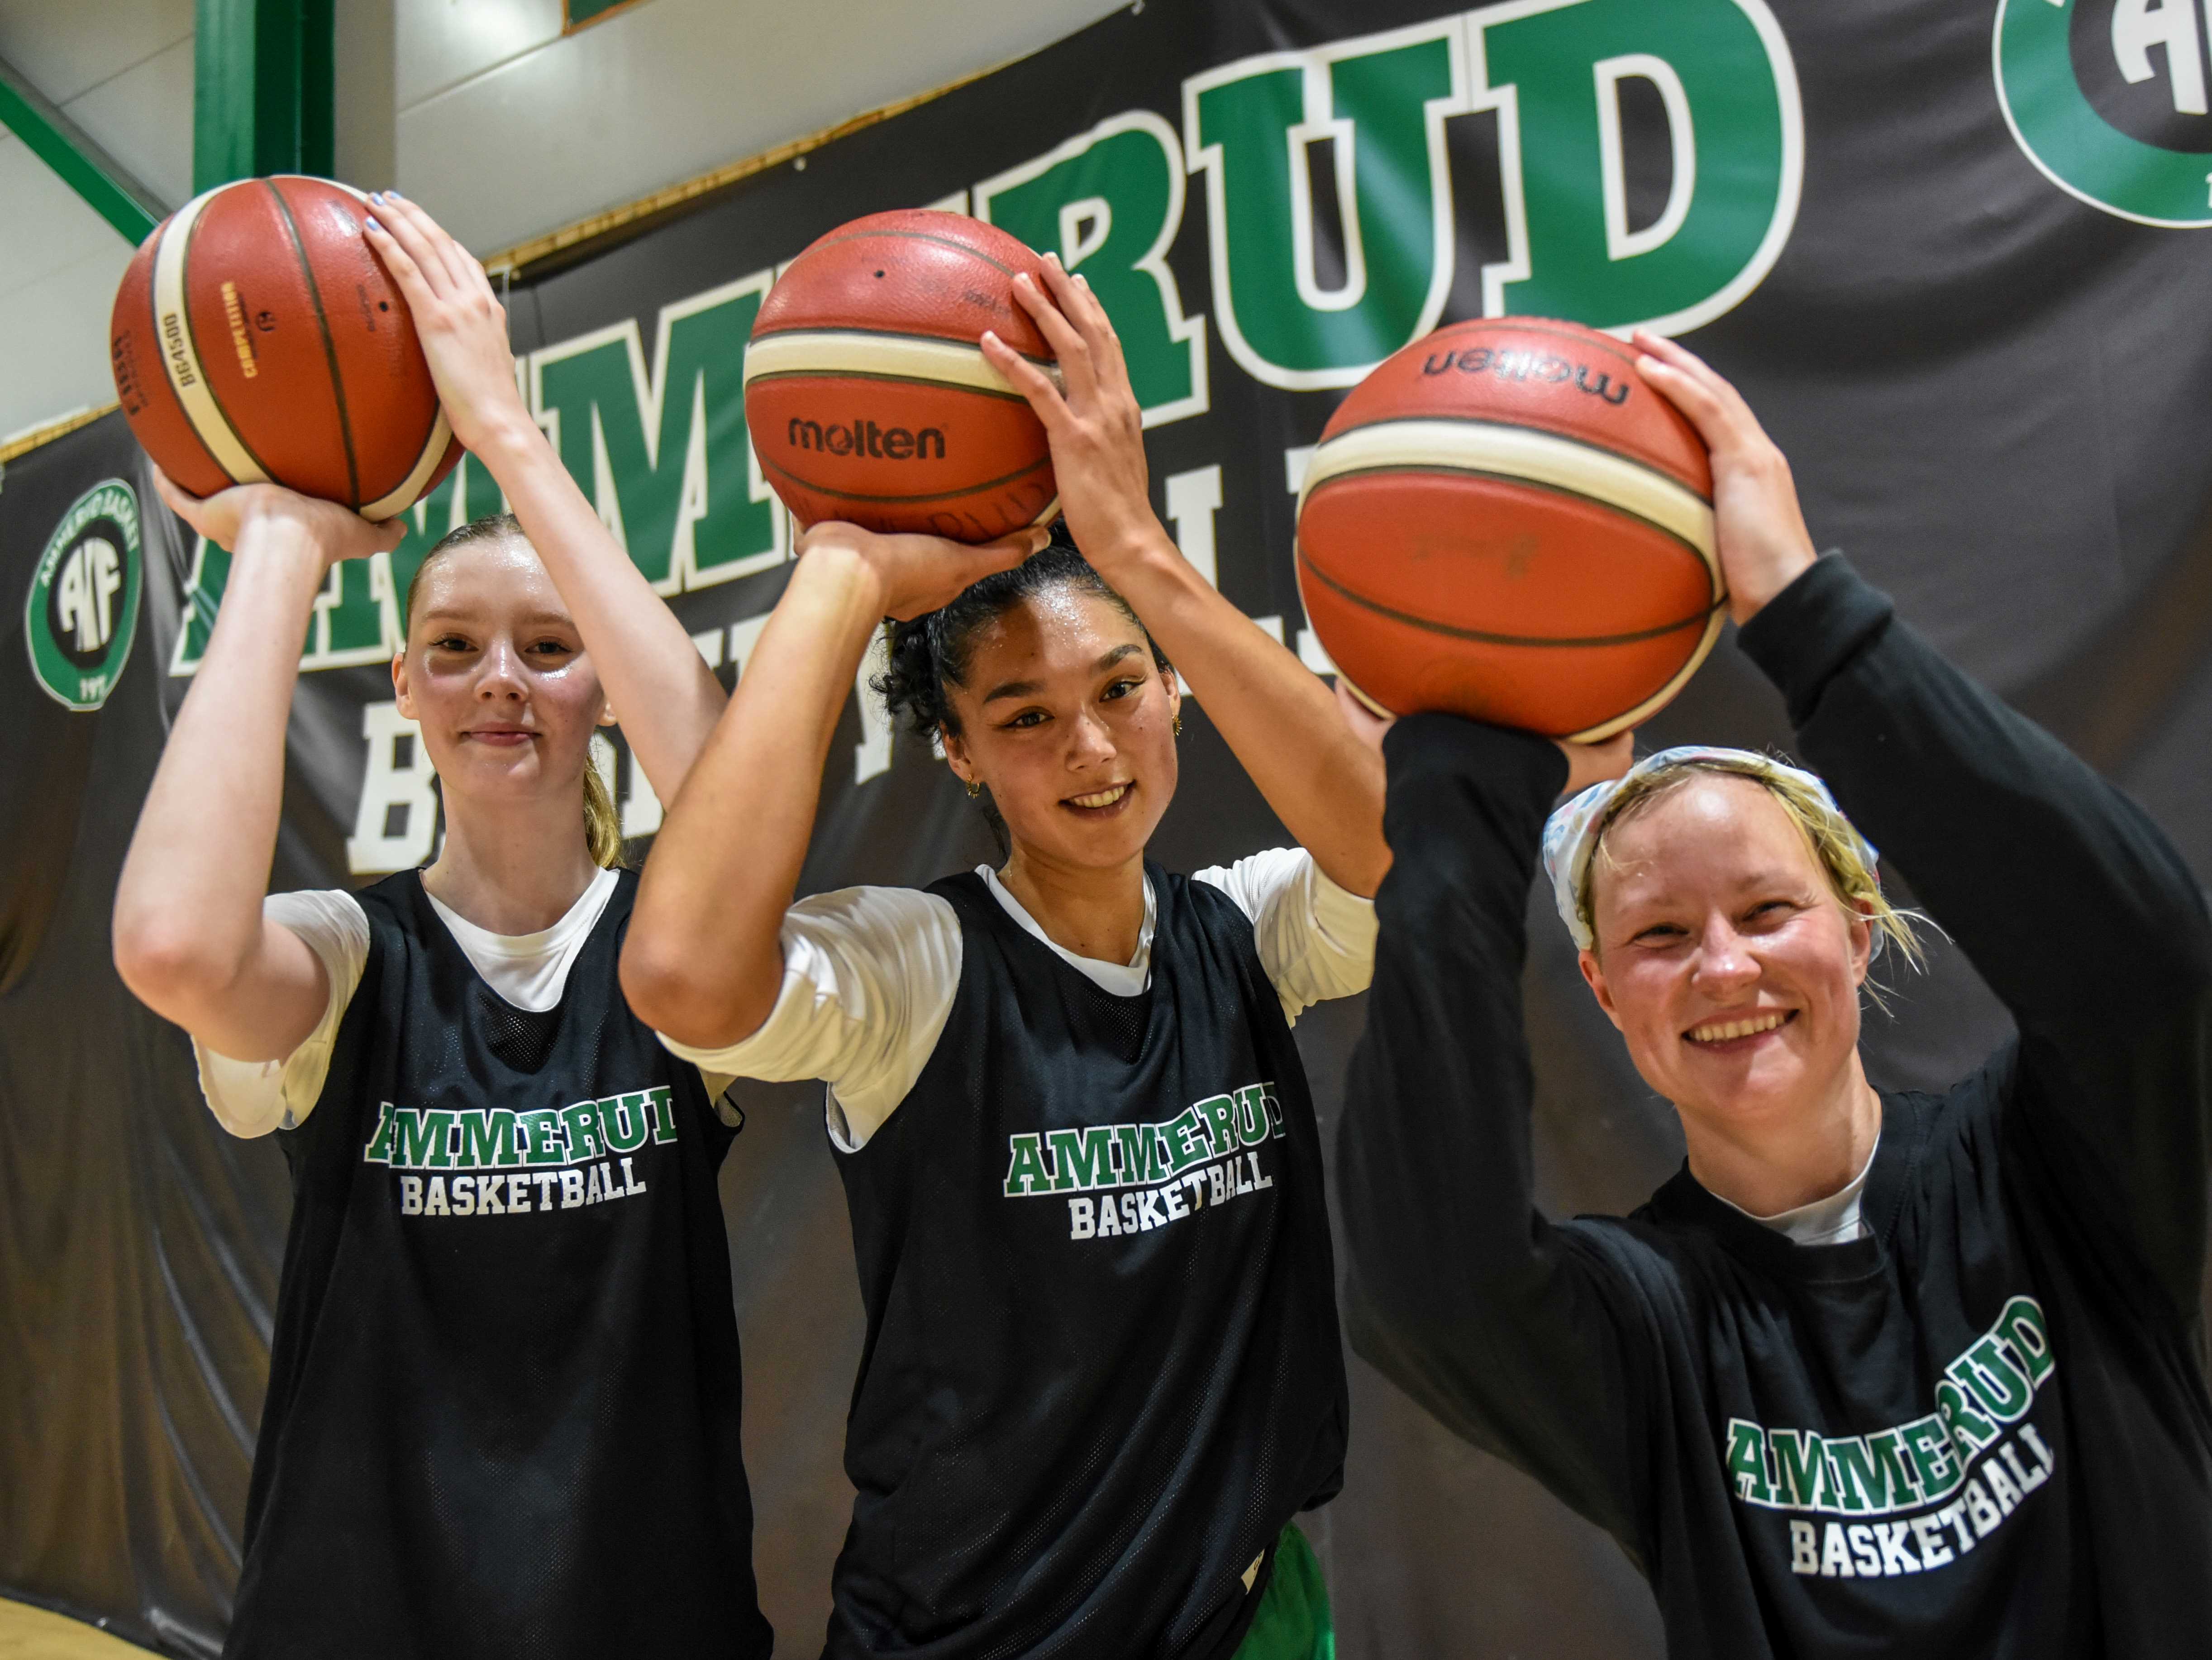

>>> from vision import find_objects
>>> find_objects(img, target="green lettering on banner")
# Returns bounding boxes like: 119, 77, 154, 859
1995, 0, 2212, 228
1828, 1430, 1924, 1513
1163, 1105, 1211, 1172
1044, 1126, 1117, 1191
643, 1085, 678, 1144
1933, 1378, 1997, 1460
1187, 20, 1467, 388
531, 272, 784, 595
1724, 1418, 1773, 1503
1899, 1416, 1959, 1495
1473, 0, 1802, 331
1952, 1336, 2034, 1421
976, 111, 1208, 424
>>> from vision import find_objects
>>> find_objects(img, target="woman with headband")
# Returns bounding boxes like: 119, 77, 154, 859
1335, 331, 2212, 1658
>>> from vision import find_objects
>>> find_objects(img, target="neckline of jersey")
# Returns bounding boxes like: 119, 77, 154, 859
977, 863, 1156, 997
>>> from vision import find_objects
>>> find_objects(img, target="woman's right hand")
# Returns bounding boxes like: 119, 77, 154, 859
152, 466, 404, 564
796, 520, 1047, 620
1557, 730, 1635, 796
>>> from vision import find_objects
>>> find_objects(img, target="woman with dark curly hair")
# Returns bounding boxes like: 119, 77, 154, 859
623, 255, 1387, 1660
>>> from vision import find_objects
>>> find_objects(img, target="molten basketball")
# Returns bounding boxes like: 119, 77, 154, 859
743, 209, 1060, 541
1296, 317, 1721, 742
109, 176, 459, 520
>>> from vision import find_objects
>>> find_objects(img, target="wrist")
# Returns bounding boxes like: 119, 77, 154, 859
795, 537, 889, 616
466, 407, 548, 468
1727, 548, 1817, 625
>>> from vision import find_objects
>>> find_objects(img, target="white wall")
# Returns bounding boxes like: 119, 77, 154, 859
0, 0, 192, 445
394, 0, 1125, 253
0, 0, 1123, 444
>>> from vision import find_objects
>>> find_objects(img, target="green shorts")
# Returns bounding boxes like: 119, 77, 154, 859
1232, 1523, 1335, 1660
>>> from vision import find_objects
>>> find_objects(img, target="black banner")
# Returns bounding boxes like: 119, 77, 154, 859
5, 1, 2210, 1652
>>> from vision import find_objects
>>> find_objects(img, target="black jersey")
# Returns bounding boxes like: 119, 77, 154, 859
826, 866, 1348, 1660
224, 868, 773, 1660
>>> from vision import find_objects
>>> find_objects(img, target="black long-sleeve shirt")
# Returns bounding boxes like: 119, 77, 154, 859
1337, 555, 2212, 1657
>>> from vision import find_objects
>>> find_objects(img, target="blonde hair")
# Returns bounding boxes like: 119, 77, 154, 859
1582, 756, 1925, 984
404, 513, 625, 870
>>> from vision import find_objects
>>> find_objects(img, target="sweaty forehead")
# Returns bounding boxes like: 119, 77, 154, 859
963, 586, 1144, 681
1595, 774, 1822, 908
413, 538, 566, 622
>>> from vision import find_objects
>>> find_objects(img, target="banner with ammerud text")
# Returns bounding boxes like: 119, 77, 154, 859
5, 2, 2208, 1652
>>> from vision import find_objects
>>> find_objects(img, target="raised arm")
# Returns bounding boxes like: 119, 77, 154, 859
623, 524, 1042, 1050
982, 260, 1388, 897
362, 193, 723, 807
1337, 716, 1652, 1547
1639, 330, 2212, 1317
113, 480, 401, 1060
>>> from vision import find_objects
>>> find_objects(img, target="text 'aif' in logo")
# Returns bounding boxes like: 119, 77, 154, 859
26, 478, 143, 711
1997, 0, 2212, 226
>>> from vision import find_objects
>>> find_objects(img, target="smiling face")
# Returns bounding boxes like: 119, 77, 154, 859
392, 535, 614, 822
1577, 773, 1873, 1145
938, 583, 1180, 874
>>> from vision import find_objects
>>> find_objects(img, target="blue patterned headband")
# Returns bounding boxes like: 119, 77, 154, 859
1538, 746, 1880, 952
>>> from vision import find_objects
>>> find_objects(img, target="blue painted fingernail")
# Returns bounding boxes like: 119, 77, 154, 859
387, 189, 403, 200
365, 216, 381, 231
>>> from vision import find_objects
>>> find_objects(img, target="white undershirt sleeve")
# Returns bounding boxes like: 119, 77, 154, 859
654, 886, 964, 1152
194, 889, 372, 1138
1192, 847, 1377, 1025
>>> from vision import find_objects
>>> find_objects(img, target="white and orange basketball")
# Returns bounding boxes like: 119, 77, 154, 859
1296, 317, 1722, 741
742, 210, 1061, 542
109, 176, 460, 519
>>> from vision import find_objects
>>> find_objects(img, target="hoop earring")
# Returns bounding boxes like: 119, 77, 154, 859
965, 778, 982, 799
1172, 711, 1183, 737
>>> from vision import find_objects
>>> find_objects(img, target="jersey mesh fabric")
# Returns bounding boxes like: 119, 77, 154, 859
827, 864, 1347, 1660
222, 869, 772, 1660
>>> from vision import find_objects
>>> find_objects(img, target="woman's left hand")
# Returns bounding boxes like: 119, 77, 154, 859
1631, 329, 1816, 625
361, 192, 533, 455
981, 255, 1163, 573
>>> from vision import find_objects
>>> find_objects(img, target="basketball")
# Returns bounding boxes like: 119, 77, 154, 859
1296, 317, 1721, 742
742, 209, 1061, 541
108, 176, 460, 520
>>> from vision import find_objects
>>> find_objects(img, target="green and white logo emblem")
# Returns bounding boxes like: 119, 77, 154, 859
25, 478, 143, 711
1996, 0, 2212, 227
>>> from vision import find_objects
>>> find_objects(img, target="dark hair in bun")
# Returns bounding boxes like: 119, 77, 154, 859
874, 522, 1170, 742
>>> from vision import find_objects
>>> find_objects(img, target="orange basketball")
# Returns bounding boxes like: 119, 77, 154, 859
109, 176, 459, 519
743, 210, 1060, 541
1296, 317, 1722, 741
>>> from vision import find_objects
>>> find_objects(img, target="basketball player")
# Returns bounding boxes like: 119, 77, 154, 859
622, 257, 1387, 1659
1335, 332, 2212, 1656
111, 195, 774, 1659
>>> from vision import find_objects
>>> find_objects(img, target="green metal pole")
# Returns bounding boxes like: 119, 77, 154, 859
194, 0, 336, 192
0, 57, 163, 243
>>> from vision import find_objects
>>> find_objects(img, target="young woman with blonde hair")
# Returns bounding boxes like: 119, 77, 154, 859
1337, 333, 2212, 1658
112, 195, 773, 1660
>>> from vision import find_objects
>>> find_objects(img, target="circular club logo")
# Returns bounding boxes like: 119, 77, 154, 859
1997, 0, 2212, 227
24, 478, 144, 711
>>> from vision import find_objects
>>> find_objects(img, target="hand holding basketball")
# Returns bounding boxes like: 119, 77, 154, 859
796, 519, 1049, 622
1631, 330, 1816, 624
361, 195, 531, 455
150, 465, 405, 564
982, 256, 1162, 572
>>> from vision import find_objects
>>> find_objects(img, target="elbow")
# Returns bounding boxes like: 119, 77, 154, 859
112, 911, 237, 1024
618, 931, 769, 1051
